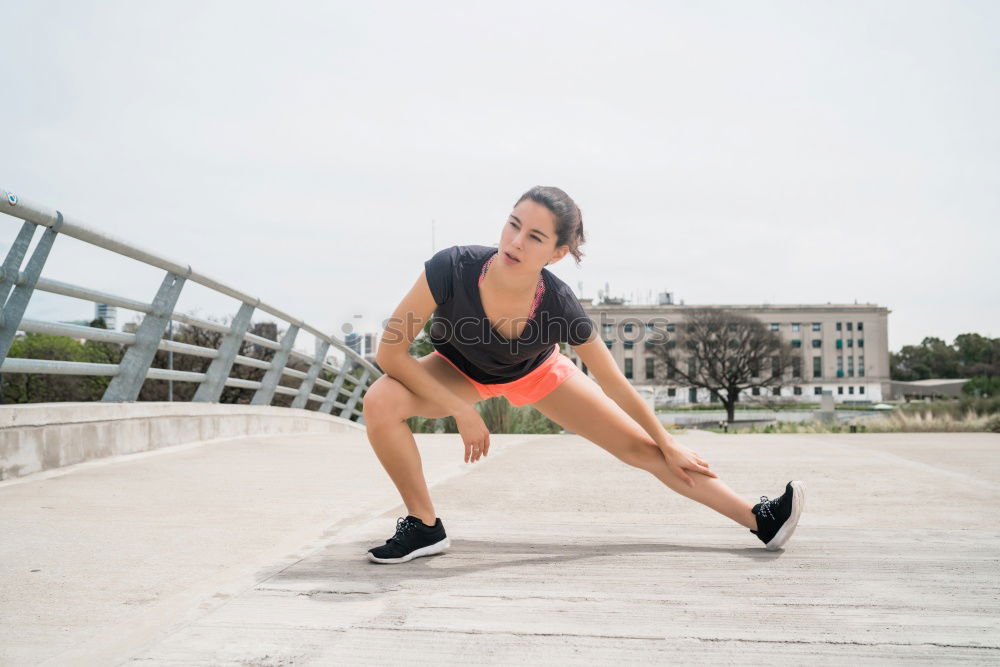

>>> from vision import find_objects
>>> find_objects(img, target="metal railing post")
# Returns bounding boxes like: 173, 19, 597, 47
318, 364, 350, 414
291, 338, 331, 409
192, 301, 256, 403
0, 214, 63, 364
250, 324, 299, 406
340, 369, 370, 419
0, 221, 36, 305
102, 270, 188, 402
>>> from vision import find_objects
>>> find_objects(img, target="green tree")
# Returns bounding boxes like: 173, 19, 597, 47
891, 334, 998, 381
2, 332, 119, 403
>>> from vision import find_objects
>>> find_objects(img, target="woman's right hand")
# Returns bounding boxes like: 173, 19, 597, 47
454, 407, 491, 463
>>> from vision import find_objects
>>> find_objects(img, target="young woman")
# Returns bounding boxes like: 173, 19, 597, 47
363, 186, 805, 564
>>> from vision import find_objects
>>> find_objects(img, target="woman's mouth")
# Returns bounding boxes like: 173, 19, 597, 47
503, 251, 521, 264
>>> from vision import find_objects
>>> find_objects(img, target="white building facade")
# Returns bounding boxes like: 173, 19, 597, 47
565, 301, 891, 404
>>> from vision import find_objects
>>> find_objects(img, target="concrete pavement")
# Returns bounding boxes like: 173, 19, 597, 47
1, 431, 998, 664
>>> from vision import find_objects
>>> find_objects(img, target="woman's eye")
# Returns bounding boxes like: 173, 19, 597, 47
509, 221, 541, 242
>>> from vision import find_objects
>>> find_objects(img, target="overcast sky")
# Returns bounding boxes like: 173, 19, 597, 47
1, 0, 997, 356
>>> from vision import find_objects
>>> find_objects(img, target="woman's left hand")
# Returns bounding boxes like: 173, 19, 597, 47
660, 444, 718, 488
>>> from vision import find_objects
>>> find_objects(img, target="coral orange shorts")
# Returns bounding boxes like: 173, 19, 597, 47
432, 344, 580, 407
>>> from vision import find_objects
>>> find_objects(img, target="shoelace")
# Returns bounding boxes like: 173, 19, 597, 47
756, 495, 778, 522
387, 516, 419, 545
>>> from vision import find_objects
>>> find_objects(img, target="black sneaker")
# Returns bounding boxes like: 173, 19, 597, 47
750, 480, 806, 551
367, 515, 450, 564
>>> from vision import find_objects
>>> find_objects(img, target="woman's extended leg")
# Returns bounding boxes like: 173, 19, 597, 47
531, 372, 758, 529
362, 353, 482, 527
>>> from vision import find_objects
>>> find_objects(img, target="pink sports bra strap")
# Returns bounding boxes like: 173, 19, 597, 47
479, 251, 546, 320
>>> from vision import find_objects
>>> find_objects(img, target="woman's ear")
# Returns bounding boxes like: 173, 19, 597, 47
548, 245, 570, 265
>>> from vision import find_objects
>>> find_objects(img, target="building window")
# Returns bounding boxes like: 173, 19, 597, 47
667, 387, 676, 397
848, 357, 854, 377
772, 387, 781, 396
847, 339, 853, 348
849, 386, 855, 394
836, 322, 842, 331
859, 355, 865, 377
837, 356, 844, 377
624, 323, 634, 334
666, 323, 675, 333
624, 358, 633, 379
859, 386, 865, 394
847, 322, 853, 331
812, 322, 821, 332
838, 386, 844, 395
689, 387, 698, 403
813, 356, 822, 378
770, 323, 779, 332
836, 339, 843, 349
792, 322, 801, 332
710, 391, 720, 403
772, 356, 782, 378
792, 339, 802, 348
624, 340, 634, 350
752, 387, 760, 396
793, 386, 802, 395
858, 322, 864, 331
792, 357, 801, 378
858, 339, 864, 348
814, 387, 823, 395
645, 321, 655, 332
645, 357, 655, 379
688, 359, 697, 376
602, 323, 614, 337
812, 340, 821, 348
604, 340, 613, 350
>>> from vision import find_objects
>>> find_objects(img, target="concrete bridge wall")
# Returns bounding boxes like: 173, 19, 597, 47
0, 402, 365, 480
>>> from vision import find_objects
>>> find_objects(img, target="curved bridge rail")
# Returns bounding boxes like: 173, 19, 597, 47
0, 188, 380, 422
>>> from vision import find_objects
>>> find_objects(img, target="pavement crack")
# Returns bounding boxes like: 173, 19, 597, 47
688, 637, 999, 651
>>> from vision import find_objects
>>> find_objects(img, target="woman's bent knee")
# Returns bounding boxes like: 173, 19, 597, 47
362, 376, 410, 425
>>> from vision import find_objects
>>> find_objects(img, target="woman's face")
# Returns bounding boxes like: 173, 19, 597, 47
497, 199, 569, 273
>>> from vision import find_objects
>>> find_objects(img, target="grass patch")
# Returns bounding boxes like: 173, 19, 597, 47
709, 408, 997, 434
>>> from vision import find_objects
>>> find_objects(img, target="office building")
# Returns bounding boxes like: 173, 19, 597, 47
566, 299, 891, 403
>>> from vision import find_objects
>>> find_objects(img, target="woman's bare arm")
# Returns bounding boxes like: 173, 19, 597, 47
572, 335, 716, 485
375, 271, 491, 459
376, 271, 470, 414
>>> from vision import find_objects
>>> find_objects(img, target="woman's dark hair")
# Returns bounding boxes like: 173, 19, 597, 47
514, 185, 586, 266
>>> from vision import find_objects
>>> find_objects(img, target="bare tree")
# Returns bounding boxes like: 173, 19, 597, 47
646, 308, 804, 423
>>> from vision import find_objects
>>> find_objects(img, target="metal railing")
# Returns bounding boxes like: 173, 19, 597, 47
0, 187, 381, 422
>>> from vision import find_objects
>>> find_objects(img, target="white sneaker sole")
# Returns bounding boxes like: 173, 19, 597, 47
765, 480, 805, 551
366, 536, 451, 564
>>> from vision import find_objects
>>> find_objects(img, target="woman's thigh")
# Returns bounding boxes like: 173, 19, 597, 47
529, 372, 660, 469
365, 353, 483, 421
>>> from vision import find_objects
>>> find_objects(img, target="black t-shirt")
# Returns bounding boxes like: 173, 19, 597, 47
423, 244, 595, 384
